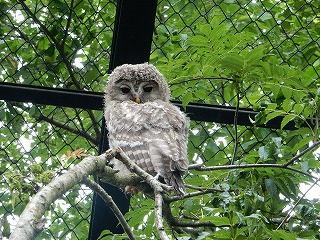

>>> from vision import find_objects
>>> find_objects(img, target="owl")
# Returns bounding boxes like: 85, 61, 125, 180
103, 63, 189, 195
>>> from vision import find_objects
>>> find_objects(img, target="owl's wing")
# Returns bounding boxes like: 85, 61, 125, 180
105, 100, 189, 195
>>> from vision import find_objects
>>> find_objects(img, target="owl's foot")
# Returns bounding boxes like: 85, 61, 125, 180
154, 172, 161, 180
125, 185, 139, 194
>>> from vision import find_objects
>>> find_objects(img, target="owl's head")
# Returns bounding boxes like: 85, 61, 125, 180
104, 63, 170, 104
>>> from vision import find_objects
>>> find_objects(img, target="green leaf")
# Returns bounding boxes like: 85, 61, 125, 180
292, 136, 313, 152
29, 105, 41, 118
272, 137, 282, 148
280, 114, 295, 129
182, 91, 193, 109
293, 103, 304, 115
300, 161, 308, 172
281, 87, 292, 99
265, 111, 283, 123
266, 229, 297, 240
259, 146, 268, 161
219, 53, 244, 72
264, 178, 278, 199
282, 99, 292, 112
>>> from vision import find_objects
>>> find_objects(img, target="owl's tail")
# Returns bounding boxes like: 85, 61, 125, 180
165, 171, 186, 196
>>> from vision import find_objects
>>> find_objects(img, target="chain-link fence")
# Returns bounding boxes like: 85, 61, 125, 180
1, 0, 319, 239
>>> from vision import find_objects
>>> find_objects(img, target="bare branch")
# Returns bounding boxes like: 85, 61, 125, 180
154, 191, 170, 240
283, 142, 320, 167
276, 177, 320, 230
162, 202, 216, 229
61, 0, 74, 47
82, 178, 136, 240
38, 115, 98, 145
18, 0, 81, 89
189, 163, 315, 178
18, 0, 101, 139
164, 187, 223, 203
168, 76, 235, 86
230, 85, 240, 165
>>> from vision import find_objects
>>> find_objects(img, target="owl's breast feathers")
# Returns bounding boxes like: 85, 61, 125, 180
104, 100, 189, 195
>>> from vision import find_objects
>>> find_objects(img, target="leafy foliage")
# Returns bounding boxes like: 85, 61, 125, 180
1, 0, 320, 239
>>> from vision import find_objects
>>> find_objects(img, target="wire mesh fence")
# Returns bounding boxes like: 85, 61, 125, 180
1, 0, 319, 239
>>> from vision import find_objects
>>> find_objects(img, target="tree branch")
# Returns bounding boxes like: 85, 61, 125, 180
283, 141, 320, 167
18, 0, 101, 141
230, 84, 240, 165
38, 115, 98, 145
276, 177, 320, 231
168, 76, 235, 86
108, 147, 173, 193
18, 0, 81, 89
188, 163, 315, 179
154, 191, 170, 240
81, 178, 136, 240
164, 187, 224, 203
9, 154, 110, 240
162, 202, 216, 229
61, 0, 74, 48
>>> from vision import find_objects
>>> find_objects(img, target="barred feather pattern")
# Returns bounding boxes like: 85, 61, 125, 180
104, 100, 189, 195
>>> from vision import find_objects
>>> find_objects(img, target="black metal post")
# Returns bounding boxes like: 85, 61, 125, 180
88, 0, 158, 239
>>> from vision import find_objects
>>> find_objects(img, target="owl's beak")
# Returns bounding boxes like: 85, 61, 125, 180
135, 96, 141, 104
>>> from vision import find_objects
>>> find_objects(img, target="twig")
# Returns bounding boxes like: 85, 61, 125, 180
154, 191, 170, 240
283, 141, 320, 167
276, 177, 320, 230
18, 0, 81, 90
162, 203, 216, 228
164, 187, 224, 203
168, 76, 235, 86
18, 0, 101, 140
230, 85, 240, 165
82, 178, 136, 240
38, 115, 98, 145
188, 163, 315, 178
61, 0, 74, 47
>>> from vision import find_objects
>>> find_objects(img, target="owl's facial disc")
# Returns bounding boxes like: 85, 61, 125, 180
119, 84, 141, 103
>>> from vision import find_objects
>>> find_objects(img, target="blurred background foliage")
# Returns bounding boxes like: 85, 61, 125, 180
1, 0, 320, 239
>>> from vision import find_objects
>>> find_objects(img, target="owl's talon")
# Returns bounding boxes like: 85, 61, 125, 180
108, 162, 115, 168
125, 185, 139, 194
154, 172, 161, 180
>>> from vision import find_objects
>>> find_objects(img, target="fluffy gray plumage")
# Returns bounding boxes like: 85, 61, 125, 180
104, 63, 189, 195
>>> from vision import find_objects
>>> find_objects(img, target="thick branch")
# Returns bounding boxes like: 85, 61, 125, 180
82, 179, 136, 240
9, 154, 109, 240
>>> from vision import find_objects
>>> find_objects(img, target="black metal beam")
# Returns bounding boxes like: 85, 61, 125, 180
0, 82, 104, 110
0, 81, 300, 130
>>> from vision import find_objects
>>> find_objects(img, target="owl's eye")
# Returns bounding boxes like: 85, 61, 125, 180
120, 85, 130, 94
143, 86, 153, 93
